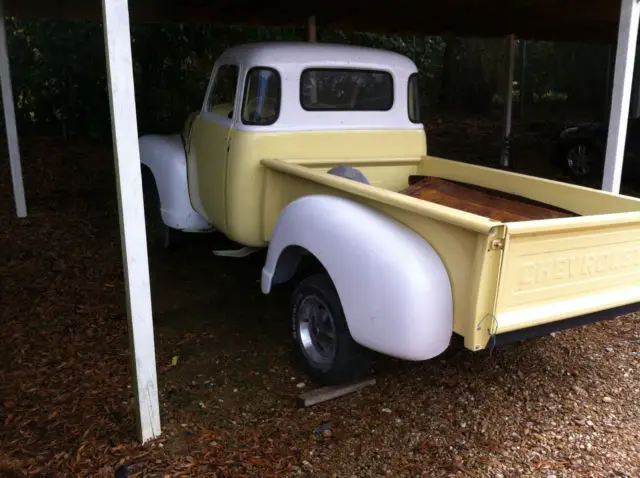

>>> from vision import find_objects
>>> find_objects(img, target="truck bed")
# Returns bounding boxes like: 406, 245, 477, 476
261, 156, 640, 352
401, 176, 578, 223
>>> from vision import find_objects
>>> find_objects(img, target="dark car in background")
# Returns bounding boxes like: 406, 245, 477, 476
554, 117, 640, 180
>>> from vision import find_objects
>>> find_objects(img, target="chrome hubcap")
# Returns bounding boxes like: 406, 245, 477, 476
297, 295, 337, 367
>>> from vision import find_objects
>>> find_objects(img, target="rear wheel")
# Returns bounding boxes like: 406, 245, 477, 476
291, 272, 373, 385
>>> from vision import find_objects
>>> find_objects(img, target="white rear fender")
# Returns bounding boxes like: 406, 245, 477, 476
262, 195, 453, 361
138, 134, 210, 231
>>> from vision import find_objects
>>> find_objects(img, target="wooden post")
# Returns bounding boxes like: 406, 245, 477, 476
298, 378, 376, 407
500, 34, 516, 169
308, 16, 318, 104
602, 0, 640, 193
604, 44, 613, 117
632, 47, 640, 118
308, 15, 317, 43
0, 0, 27, 217
519, 39, 527, 119
101, 0, 161, 443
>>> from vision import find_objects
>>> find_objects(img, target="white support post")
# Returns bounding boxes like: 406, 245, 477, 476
602, 0, 640, 193
500, 34, 516, 169
101, 0, 161, 443
0, 0, 27, 217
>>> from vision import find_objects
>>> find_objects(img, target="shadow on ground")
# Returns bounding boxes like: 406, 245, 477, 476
1, 120, 638, 477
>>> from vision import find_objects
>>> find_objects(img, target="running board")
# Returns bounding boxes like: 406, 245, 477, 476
212, 246, 260, 258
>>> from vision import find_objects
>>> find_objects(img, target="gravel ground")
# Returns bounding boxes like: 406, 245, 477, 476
1, 123, 639, 477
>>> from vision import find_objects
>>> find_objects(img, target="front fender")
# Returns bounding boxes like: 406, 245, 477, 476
262, 195, 453, 361
138, 134, 210, 231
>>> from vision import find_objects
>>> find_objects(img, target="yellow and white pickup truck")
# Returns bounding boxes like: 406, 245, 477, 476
139, 41, 640, 385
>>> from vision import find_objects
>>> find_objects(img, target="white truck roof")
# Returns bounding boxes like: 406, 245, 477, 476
218, 42, 418, 73
209, 42, 422, 132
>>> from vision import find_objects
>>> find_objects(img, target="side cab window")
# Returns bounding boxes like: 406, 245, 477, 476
206, 64, 239, 118
408, 73, 421, 124
241, 67, 281, 125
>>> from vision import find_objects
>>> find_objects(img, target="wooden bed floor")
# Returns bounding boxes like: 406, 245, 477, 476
400, 176, 577, 223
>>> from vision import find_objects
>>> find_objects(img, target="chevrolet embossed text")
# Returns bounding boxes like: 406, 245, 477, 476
519, 246, 640, 288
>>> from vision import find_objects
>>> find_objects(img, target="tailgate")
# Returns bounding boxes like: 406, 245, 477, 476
494, 212, 640, 334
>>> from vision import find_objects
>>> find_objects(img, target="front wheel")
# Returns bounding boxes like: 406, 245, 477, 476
142, 167, 182, 251
291, 273, 373, 386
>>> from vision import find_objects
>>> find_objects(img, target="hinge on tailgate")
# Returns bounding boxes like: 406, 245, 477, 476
475, 312, 500, 351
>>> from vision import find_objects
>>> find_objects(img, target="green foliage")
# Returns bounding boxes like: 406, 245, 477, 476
8, 19, 110, 138
319, 29, 445, 111
1, 18, 614, 140
519, 41, 611, 118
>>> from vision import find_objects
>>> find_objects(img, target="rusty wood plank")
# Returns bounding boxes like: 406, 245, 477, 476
297, 378, 376, 407
402, 177, 577, 223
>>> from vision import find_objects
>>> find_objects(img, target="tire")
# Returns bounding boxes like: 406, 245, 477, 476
141, 167, 182, 251
560, 140, 602, 179
291, 272, 373, 385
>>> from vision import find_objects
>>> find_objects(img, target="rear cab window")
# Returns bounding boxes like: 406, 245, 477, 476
300, 69, 394, 111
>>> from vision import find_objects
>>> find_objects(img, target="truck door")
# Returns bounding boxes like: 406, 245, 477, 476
187, 62, 240, 231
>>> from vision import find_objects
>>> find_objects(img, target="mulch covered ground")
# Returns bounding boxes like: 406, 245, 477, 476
1, 120, 639, 477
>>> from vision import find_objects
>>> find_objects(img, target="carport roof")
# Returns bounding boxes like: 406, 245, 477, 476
3, 0, 621, 43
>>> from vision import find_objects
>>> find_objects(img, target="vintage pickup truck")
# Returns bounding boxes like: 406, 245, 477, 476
139, 42, 640, 385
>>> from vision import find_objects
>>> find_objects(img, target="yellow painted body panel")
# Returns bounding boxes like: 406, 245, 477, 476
224, 128, 428, 246
260, 155, 640, 351
189, 118, 640, 351
260, 157, 499, 347
415, 157, 640, 348
188, 115, 232, 230
495, 215, 640, 333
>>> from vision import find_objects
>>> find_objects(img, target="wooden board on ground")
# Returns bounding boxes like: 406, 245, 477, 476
297, 378, 377, 407
401, 176, 578, 223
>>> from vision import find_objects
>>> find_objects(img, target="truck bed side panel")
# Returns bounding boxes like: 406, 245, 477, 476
261, 159, 492, 340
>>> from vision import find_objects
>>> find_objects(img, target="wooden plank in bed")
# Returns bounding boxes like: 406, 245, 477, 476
400, 177, 577, 223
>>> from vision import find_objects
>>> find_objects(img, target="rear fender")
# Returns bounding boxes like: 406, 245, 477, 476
261, 195, 453, 361
138, 134, 210, 231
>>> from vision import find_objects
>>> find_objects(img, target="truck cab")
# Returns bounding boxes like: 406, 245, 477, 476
139, 41, 426, 248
